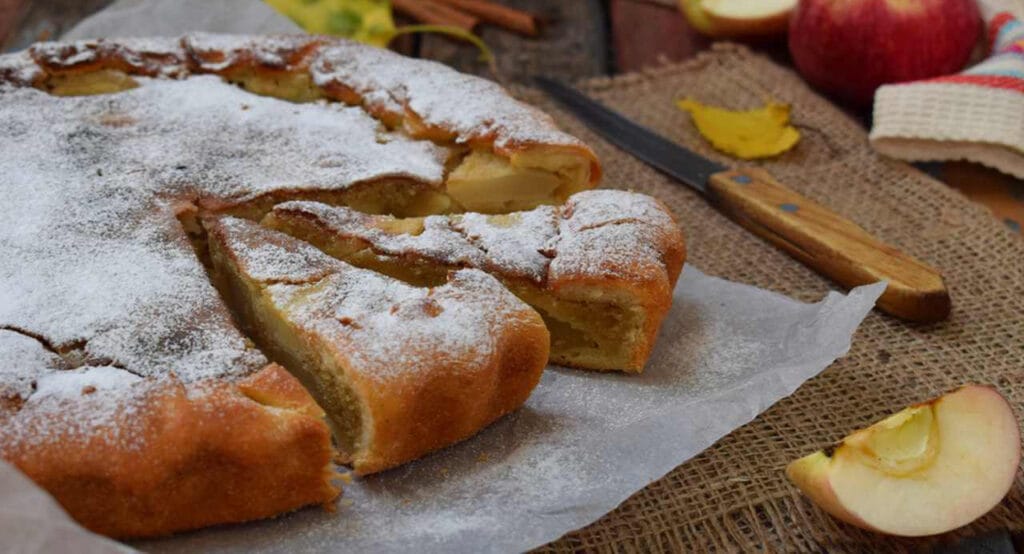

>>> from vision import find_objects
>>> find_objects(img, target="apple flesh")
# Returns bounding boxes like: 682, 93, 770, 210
787, 385, 1021, 537
788, 0, 980, 106
679, 0, 716, 35
679, 0, 795, 38
702, 0, 795, 36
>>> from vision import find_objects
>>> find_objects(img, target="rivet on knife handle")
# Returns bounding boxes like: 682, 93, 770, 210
707, 168, 951, 322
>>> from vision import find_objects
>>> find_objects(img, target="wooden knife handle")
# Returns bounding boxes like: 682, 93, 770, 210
706, 168, 951, 322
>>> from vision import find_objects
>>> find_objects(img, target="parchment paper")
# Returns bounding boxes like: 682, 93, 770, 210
0, 263, 884, 553
0, 3, 884, 552
0, 460, 131, 554
134, 267, 883, 553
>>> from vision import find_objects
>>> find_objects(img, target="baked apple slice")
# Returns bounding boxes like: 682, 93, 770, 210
787, 385, 1020, 536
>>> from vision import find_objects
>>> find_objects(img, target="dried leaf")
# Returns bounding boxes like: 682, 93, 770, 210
265, 0, 396, 47
677, 98, 800, 159
263, 0, 493, 65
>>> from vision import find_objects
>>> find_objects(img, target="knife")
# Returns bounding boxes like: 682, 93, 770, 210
535, 77, 950, 323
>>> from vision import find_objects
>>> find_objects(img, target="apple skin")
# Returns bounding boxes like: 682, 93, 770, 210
786, 450, 875, 530
786, 385, 1021, 537
788, 0, 981, 106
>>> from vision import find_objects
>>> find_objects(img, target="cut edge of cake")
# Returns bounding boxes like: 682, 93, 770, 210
262, 190, 685, 373
205, 216, 550, 474
0, 359, 339, 539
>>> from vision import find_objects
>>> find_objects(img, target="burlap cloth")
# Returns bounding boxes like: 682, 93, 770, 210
519, 43, 1024, 552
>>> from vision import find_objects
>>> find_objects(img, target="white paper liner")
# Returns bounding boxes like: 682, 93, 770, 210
1, 265, 883, 553
131, 266, 883, 553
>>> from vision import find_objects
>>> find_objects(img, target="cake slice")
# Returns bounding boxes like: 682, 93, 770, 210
206, 217, 549, 474
263, 190, 685, 372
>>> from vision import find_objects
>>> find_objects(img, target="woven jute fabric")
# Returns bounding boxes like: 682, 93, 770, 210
519, 43, 1024, 552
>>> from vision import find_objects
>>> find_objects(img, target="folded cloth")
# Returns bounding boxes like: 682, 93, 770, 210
870, 11, 1024, 179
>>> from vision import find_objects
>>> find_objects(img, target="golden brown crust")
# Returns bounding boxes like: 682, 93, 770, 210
29, 37, 188, 79
264, 190, 685, 372
0, 32, 600, 538
182, 34, 325, 73
549, 193, 685, 370
344, 289, 550, 475
205, 217, 550, 475
345, 317, 549, 474
0, 364, 338, 539
4, 34, 600, 192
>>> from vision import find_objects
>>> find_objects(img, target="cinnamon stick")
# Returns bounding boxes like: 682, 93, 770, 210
392, 0, 480, 32
433, 0, 540, 36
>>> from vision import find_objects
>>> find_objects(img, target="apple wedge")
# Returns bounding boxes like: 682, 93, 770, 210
679, 0, 716, 35
786, 385, 1021, 537
701, 0, 795, 37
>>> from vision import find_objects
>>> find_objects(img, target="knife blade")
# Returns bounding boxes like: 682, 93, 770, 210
535, 77, 950, 323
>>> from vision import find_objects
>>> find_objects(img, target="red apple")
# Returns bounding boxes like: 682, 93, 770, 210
788, 0, 981, 106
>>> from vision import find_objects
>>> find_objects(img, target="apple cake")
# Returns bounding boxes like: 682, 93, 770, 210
263, 190, 685, 372
0, 33, 597, 538
206, 217, 548, 474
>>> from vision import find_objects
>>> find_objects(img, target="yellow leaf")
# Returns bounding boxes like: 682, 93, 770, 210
264, 0, 396, 47
676, 98, 800, 159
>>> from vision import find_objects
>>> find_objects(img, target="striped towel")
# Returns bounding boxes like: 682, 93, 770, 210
870, 11, 1024, 179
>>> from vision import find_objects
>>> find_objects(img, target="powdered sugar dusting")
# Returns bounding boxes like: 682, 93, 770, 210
0, 331, 59, 400
549, 190, 680, 281
4, 370, 156, 452
0, 32, 595, 502
273, 189, 679, 285
217, 217, 526, 382
29, 36, 187, 77
274, 200, 488, 270
0, 70, 454, 432
32, 366, 142, 401
284, 270, 505, 382
110, 36, 183, 58
454, 207, 558, 282
241, 242, 338, 284
309, 41, 586, 149
30, 39, 101, 67
107, 36, 188, 77
0, 50, 41, 87
184, 33, 320, 71
2, 32, 594, 162
563, 189, 677, 233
